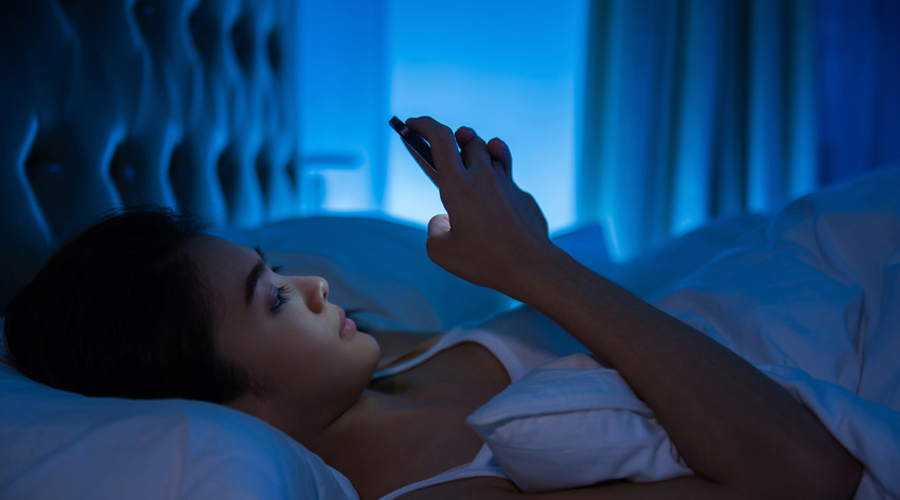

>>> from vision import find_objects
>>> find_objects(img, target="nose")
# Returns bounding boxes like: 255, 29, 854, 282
296, 276, 328, 313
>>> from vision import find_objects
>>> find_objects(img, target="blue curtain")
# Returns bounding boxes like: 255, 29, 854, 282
577, 0, 900, 260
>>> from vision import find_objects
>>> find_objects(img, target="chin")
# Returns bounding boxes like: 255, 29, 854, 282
363, 333, 382, 369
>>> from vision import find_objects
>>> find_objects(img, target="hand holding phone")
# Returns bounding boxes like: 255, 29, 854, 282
389, 116, 436, 172
389, 116, 551, 296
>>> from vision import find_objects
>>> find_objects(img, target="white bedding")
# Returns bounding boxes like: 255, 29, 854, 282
211, 216, 515, 333
469, 166, 900, 498
0, 358, 357, 500
649, 167, 900, 498
2, 167, 899, 499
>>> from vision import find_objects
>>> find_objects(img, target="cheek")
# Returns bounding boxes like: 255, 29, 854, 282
216, 316, 296, 379
268, 329, 337, 375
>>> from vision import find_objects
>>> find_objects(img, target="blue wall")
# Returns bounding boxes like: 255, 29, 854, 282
385, 0, 588, 232
298, 0, 588, 233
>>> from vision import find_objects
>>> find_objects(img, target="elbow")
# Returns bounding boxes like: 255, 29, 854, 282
737, 438, 863, 500
810, 450, 863, 500
779, 442, 863, 500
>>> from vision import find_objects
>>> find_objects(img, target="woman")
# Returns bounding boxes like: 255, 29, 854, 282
4, 117, 861, 499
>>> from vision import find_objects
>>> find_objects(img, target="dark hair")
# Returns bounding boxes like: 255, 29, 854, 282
3, 207, 250, 403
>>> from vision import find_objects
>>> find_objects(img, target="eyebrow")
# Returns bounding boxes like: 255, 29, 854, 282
244, 247, 268, 307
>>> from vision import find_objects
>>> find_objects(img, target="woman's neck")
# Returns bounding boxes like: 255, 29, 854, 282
308, 387, 469, 500
300, 341, 510, 500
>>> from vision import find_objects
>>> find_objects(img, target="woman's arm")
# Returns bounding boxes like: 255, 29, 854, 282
400, 117, 862, 499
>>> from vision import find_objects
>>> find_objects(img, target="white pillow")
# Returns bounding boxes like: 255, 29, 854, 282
212, 216, 513, 332
466, 353, 692, 493
0, 318, 358, 500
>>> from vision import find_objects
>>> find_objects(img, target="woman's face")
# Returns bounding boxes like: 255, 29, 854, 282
190, 236, 380, 433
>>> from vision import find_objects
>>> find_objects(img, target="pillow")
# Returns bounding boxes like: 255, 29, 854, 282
214, 216, 611, 333
466, 353, 692, 493
0, 318, 358, 500
212, 216, 514, 332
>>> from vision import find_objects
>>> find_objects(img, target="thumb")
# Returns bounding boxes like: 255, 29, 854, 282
426, 213, 452, 242
426, 214, 452, 262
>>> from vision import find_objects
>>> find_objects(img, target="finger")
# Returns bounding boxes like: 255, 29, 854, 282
403, 143, 439, 187
487, 137, 512, 179
426, 213, 451, 239
425, 214, 452, 264
455, 126, 491, 171
406, 117, 465, 176
524, 191, 549, 232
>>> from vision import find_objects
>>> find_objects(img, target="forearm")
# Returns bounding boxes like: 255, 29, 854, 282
506, 244, 860, 498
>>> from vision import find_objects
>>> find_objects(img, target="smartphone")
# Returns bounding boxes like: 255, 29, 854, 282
389, 116, 435, 171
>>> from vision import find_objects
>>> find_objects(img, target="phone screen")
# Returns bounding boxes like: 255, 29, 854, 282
389, 117, 435, 171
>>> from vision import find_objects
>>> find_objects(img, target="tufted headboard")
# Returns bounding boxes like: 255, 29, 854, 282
0, 0, 302, 309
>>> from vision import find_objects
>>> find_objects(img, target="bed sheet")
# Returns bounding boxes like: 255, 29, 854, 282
525, 166, 900, 498
653, 170, 900, 498
211, 215, 515, 333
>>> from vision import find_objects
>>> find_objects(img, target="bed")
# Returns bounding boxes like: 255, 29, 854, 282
1, 1, 899, 499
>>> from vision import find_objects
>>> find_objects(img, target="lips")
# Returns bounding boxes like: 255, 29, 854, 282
339, 309, 356, 339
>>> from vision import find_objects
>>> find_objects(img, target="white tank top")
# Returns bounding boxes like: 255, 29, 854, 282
373, 305, 590, 500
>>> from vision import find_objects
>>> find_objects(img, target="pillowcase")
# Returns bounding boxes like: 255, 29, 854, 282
212, 216, 514, 332
466, 353, 692, 493
214, 216, 611, 333
0, 319, 358, 500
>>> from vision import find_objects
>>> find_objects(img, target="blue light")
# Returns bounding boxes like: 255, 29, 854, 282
385, 0, 588, 233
